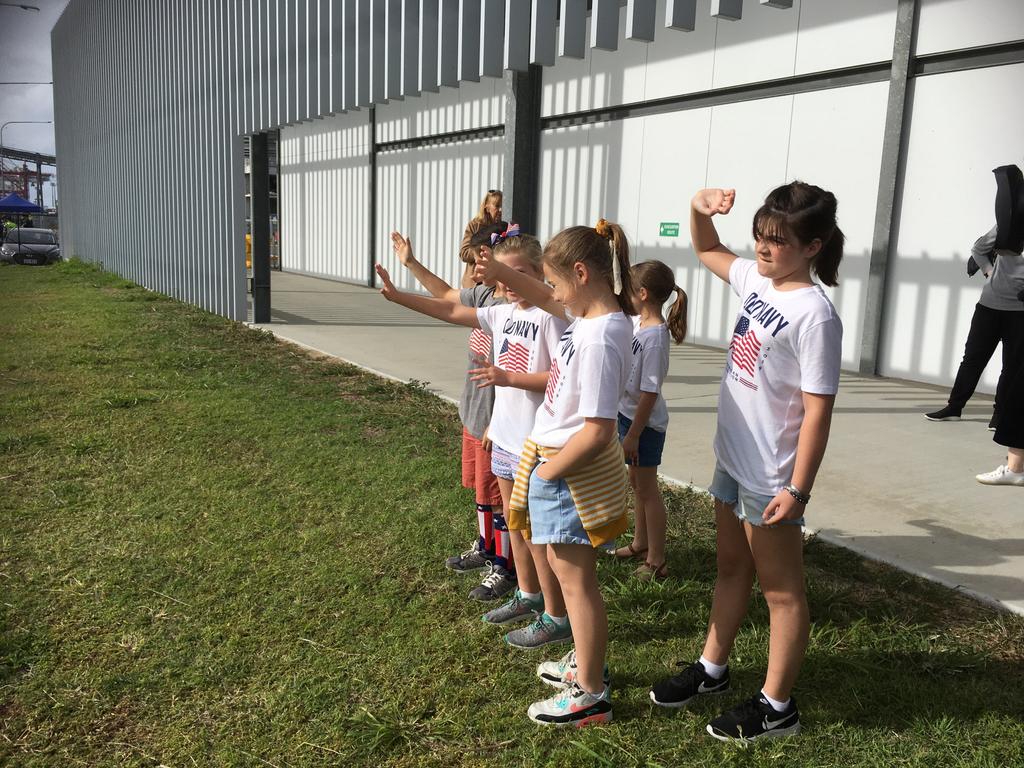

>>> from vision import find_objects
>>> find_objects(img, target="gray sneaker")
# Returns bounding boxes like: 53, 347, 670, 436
482, 589, 543, 625
505, 613, 573, 649
445, 543, 493, 574
469, 565, 517, 601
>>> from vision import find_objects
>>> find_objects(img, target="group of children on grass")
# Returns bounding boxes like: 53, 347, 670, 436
376, 182, 844, 741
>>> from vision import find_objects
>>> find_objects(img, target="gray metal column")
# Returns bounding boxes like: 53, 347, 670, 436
503, 65, 542, 234
251, 132, 271, 323
367, 105, 377, 287
859, 0, 919, 376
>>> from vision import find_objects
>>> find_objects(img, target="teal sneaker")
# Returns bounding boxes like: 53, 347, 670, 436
482, 590, 543, 625
504, 613, 572, 649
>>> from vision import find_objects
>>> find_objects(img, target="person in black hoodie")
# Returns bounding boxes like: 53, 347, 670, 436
926, 166, 1024, 441
967, 165, 1024, 486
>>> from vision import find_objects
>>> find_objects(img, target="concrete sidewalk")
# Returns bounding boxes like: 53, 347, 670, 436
250, 271, 1024, 615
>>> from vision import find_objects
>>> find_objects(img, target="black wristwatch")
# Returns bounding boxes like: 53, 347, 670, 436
784, 484, 810, 505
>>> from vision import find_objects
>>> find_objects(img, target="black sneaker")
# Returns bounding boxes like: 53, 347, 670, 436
649, 660, 730, 708
925, 405, 961, 422
469, 564, 516, 601
445, 543, 493, 573
706, 693, 801, 742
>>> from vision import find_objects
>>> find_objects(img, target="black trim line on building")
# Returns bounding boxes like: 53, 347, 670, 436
375, 124, 505, 153
914, 38, 1024, 77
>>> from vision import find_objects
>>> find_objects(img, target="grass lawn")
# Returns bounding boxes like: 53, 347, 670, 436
1, 261, 1023, 767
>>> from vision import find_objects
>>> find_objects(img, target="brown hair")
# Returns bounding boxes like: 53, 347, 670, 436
475, 190, 503, 225
752, 181, 844, 287
543, 219, 636, 315
493, 233, 543, 275
631, 261, 688, 344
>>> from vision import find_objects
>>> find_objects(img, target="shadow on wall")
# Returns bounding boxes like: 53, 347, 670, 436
376, 138, 504, 294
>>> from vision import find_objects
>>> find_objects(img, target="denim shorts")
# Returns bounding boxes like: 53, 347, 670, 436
617, 413, 666, 467
490, 443, 520, 481
708, 462, 804, 528
527, 462, 614, 550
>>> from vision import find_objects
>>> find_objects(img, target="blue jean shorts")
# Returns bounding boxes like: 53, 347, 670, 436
490, 443, 520, 481
708, 462, 804, 528
617, 413, 666, 467
527, 463, 614, 550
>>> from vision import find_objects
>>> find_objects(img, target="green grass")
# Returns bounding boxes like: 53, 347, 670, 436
1, 261, 1022, 767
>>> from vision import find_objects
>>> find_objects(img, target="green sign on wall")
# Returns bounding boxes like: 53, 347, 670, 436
659, 222, 680, 237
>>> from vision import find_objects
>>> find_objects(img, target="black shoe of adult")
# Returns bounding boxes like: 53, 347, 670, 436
649, 661, 730, 708
706, 693, 801, 742
925, 405, 962, 421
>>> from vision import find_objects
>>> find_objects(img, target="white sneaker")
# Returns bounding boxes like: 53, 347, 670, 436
975, 465, 1024, 486
536, 649, 611, 689
527, 681, 612, 727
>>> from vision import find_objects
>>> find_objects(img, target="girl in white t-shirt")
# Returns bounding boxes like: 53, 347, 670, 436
475, 219, 635, 727
375, 231, 571, 645
614, 260, 688, 581
649, 183, 844, 744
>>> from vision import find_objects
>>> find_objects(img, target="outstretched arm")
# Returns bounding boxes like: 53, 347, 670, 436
474, 247, 567, 321
469, 358, 549, 392
376, 264, 480, 327
691, 188, 738, 283
391, 231, 462, 302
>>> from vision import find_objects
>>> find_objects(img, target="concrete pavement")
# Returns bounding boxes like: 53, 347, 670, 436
250, 271, 1024, 615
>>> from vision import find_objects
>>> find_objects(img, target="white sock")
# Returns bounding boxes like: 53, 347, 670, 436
698, 655, 727, 679
519, 590, 541, 602
545, 613, 569, 627
760, 689, 790, 712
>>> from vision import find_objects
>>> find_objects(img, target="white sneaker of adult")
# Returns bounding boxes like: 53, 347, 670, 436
975, 465, 1024, 486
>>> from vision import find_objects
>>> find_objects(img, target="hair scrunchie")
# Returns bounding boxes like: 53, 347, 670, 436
490, 222, 521, 246
595, 218, 622, 295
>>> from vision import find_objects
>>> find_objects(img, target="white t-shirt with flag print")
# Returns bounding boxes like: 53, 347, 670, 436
618, 316, 671, 432
714, 257, 843, 497
530, 311, 634, 449
476, 304, 568, 457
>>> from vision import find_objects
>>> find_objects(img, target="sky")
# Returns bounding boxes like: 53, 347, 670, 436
0, 0, 71, 206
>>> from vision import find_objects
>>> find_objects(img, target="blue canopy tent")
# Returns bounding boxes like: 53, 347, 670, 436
0, 193, 44, 214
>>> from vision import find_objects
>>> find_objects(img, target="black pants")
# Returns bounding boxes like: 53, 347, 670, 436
993, 311, 1024, 448
947, 304, 1024, 415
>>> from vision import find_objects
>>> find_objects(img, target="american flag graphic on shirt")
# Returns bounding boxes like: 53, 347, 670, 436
730, 316, 762, 377
543, 359, 561, 413
469, 328, 492, 359
497, 338, 530, 373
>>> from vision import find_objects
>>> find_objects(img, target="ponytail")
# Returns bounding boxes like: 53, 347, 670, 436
545, 219, 637, 315
813, 226, 844, 288
753, 181, 844, 287
666, 286, 688, 344
630, 260, 687, 343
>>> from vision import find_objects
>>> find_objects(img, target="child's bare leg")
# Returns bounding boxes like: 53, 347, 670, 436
701, 500, 755, 666
747, 523, 808, 701
547, 543, 606, 693
633, 466, 666, 566
526, 538, 566, 616
497, 477, 538, 592
614, 466, 647, 557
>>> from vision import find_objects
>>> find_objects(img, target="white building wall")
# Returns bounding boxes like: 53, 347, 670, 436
376, 138, 504, 293
279, 111, 373, 284
538, 85, 888, 368
881, 62, 1024, 391
542, 0, 898, 117
915, 0, 1024, 56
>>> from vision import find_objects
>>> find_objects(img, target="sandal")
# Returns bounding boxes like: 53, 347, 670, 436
613, 543, 648, 561
635, 561, 668, 582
